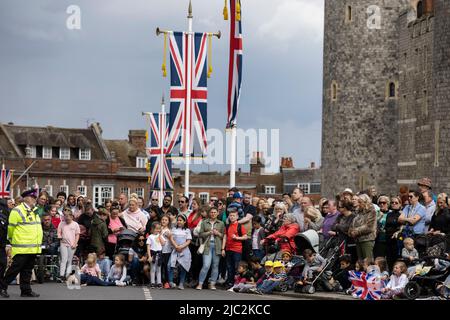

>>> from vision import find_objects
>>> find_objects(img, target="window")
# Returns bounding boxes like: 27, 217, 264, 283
43, 146, 52, 159
136, 157, 147, 168
60, 147, 70, 160
44, 185, 53, 197
310, 183, 321, 194
331, 81, 338, 101
26, 146, 37, 158
346, 6, 352, 22
417, 1, 423, 19
79, 148, 91, 161
297, 183, 310, 195
423, 90, 428, 116
389, 82, 396, 98
120, 187, 130, 198
93, 185, 114, 207
265, 186, 276, 195
199, 192, 209, 205
135, 188, 144, 199
77, 185, 87, 197
60, 185, 69, 195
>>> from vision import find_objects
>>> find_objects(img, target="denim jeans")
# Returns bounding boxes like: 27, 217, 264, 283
168, 264, 187, 286
129, 257, 140, 281
252, 249, 265, 261
226, 251, 242, 286
80, 274, 115, 286
198, 245, 221, 285
259, 279, 279, 294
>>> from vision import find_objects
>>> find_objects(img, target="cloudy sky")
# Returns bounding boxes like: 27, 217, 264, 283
0, 0, 324, 172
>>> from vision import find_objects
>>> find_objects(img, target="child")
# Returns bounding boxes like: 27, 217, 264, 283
147, 222, 163, 289
381, 261, 408, 299
402, 238, 419, 264
227, 261, 255, 293
97, 248, 112, 281
251, 216, 265, 261
49, 205, 61, 229
345, 259, 365, 295
168, 214, 192, 290
80, 253, 114, 286
255, 260, 274, 290
145, 206, 160, 236
281, 251, 295, 273
300, 249, 326, 283
332, 255, 352, 291
374, 257, 389, 282
249, 256, 265, 282
57, 209, 80, 282
256, 261, 287, 294
107, 254, 130, 287
160, 215, 173, 289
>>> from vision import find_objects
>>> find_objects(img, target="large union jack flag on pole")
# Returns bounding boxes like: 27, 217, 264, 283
348, 271, 382, 300
167, 31, 208, 156
146, 112, 174, 191
226, 0, 243, 128
0, 164, 12, 198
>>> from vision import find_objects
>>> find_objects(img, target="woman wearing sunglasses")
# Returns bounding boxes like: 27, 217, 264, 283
385, 196, 402, 270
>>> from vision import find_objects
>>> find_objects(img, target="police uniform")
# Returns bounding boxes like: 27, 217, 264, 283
0, 189, 42, 298
0, 199, 9, 280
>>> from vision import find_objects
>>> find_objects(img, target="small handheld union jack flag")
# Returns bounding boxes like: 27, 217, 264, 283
0, 164, 12, 198
348, 271, 382, 300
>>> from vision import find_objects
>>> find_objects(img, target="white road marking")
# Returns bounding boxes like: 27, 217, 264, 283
142, 287, 153, 300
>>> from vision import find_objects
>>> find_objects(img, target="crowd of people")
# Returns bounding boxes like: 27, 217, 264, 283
0, 176, 449, 299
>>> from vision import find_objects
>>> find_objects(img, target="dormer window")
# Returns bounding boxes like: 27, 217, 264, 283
79, 148, 91, 160
417, 1, 424, 19
43, 146, 52, 159
136, 157, 147, 168
60, 147, 70, 160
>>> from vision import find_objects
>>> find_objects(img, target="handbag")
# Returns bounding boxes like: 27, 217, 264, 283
197, 242, 206, 254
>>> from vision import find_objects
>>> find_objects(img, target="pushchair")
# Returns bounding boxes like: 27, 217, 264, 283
414, 234, 447, 258
404, 256, 450, 300
116, 229, 139, 257
294, 230, 320, 254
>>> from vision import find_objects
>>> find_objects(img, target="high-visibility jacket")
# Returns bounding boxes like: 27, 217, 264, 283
8, 203, 43, 257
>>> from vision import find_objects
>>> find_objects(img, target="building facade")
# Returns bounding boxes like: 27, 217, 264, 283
321, 0, 450, 197
0, 123, 150, 207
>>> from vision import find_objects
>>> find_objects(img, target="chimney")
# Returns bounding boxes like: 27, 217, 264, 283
250, 151, 265, 175
424, 0, 434, 15
280, 157, 294, 169
310, 162, 316, 169
128, 130, 147, 152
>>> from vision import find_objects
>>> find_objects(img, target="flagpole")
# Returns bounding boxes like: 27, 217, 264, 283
184, 0, 193, 198
160, 96, 166, 208
230, 125, 237, 188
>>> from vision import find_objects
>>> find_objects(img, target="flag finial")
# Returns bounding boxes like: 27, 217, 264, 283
161, 93, 165, 105
188, 0, 193, 18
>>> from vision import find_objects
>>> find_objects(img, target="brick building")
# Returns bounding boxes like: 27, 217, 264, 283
0, 122, 150, 207
282, 162, 322, 203
321, 0, 450, 197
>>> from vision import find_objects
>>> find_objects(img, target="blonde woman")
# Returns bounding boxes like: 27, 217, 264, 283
385, 196, 402, 270
121, 197, 148, 234
348, 194, 377, 260
374, 195, 390, 258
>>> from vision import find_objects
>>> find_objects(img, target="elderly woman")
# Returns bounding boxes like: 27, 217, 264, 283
374, 195, 390, 258
264, 202, 287, 235
381, 196, 401, 269
348, 194, 377, 260
261, 213, 300, 255
304, 206, 324, 232
330, 200, 356, 261
120, 197, 148, 234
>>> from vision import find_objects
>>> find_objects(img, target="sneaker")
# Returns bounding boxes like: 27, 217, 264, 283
0, 290, 9, 298
157, 283, 163, 289
217, 277, 226, 285
169, 282, 177, 289
208, 283, 217, 290
150, 283, 156, 289
195, 284, 203, 290
163, 282, 170, 289
233, 288, 240, 293
178, 284, 184, 290
227, 288, 234, 292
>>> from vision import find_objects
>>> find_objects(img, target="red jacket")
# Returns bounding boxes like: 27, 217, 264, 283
266, 223, 300, 254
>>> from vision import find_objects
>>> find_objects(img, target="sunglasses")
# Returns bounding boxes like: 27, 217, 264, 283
138, 239, 145, 242
178, 201, 185, 203
392, 202, 400, 205
379, 202, 387, 205
152, 199, 158, 201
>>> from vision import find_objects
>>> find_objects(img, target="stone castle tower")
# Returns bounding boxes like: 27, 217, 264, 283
321, 0, 410, 197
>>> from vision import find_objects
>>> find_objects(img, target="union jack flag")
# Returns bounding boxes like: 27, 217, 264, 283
0, 165, 12, 198
167, 31, 208, 156
146, 112, 174, 191
226, 0, 243, 128
348, 271, 382, 300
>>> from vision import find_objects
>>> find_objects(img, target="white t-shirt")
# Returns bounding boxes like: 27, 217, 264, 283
146, 234, 163, 252
252, 227, 261, 250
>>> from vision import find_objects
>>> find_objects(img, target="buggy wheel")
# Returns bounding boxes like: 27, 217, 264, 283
404, 281, 421, 300
279, 283, 288, 292
303, 285, 315, 294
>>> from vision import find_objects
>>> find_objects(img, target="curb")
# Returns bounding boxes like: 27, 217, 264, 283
275, 291, 354, 301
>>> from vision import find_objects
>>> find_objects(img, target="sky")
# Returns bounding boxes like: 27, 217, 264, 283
0, 0, 324, 173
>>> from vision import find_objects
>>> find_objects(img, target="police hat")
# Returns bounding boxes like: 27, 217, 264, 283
21, 188, 38, 199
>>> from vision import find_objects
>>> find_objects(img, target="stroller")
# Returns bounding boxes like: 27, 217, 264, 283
293, 230, 342, 294
116, 229, 139, 258
404, 256, 450, 300
414, 234, 447, 258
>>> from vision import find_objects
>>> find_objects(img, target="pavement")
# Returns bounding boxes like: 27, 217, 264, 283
3, 282, 353, 300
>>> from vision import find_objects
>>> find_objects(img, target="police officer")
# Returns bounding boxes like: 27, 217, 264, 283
0, 198, 10, 282
0, 189, 43, 298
